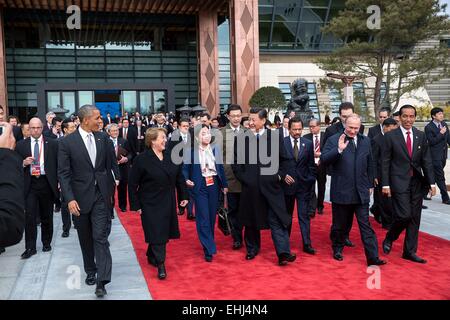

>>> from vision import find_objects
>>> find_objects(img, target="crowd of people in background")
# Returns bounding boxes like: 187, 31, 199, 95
0, 101, 449, 298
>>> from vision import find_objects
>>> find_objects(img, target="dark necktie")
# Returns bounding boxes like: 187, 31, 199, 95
347, 137, 356, 153
34, 139, 40, 165
293, 138, 299, 161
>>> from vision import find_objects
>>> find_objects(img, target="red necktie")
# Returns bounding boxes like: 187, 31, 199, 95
406, 131, 412, 158
314, 135, 320, 153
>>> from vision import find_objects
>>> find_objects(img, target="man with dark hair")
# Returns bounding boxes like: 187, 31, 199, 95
303, 118, 326, 216
222, 104, 244, 249
58, 105, 120, 297
382, 105, 436, 264
368, 107, 391, 140
232, 107, 296, 265
281, 117, 317, 254
200, 112, 212, 128
119, 118, 138, 155
321, 114, 385, 266
424, 107, 450, 204
392, 111, 400, 124
2, 113, 23, 141
371, 118, 398, 229
60, 118, 77, 238
44, 116, 64, 139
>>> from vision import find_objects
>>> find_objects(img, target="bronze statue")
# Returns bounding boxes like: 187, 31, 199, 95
286, 78, 313, 122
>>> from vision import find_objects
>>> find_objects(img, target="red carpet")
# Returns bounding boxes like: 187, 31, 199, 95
117, 202, 450, 300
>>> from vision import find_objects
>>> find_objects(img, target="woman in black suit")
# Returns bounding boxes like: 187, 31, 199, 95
128, 127, 189, 280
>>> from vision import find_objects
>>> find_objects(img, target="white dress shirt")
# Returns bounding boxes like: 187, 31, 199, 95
399, 125, 413, 151
30, 135, 45, 175
79, 127, 97, 165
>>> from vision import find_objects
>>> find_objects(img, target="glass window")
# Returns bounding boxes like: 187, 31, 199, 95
62, 92, 76, 117
259, 21, 272, 46
328, 85, 342, 118
304, 0, 330, 7
123, 91, 137, 114
297, 23, 322, 49
47, 92, 60, 110
153, 91, 166, 113
274, 6, 301, 22
271, 22, 298, 48
78, 91, 94, 106
353, 82, 368, 121
139, 91, 153, 115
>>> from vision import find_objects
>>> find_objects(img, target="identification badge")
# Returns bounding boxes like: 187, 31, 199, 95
31, 164, 41, 177
205, 176, 214, 186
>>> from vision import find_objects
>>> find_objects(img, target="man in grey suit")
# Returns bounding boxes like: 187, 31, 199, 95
58, 105, 119, 298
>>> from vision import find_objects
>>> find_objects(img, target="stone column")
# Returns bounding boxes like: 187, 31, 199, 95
229, 0, 259, 113
198, 9, 219, 116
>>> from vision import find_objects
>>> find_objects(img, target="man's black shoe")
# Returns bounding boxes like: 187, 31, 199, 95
62, 231, 69, 238
402, 253, 427, 264
95, 283, 107, 298
333, 251, 343, 261
187, 214, 195, 220
382, 238, 392, 254
367, 258, 387, 266
317, 207, 324, 215
42, 245, 52, 252
278, 253, 296, 266
344, 239, 355, 247
422, 205, 428, 209
303, 245, 316, 255
442, 200, 450, 205
245, 253, 256, 260
232, 241, 243, 250
85, 274, 96, 286
0, 247, 5, 255
21, 249, 37, 259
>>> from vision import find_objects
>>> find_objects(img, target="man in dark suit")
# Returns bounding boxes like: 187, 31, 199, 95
371, 118, 398, 230
232, 107, 296, 266
0, 122, 25, 249
424, 107, 450, 205
382, 105, 436, 264
119, 118, 138, 155
44, 117, 64, 140
134, 119, 147, 154
321, 114, 385, 266
0, 107, 22, 142
368, 107, 390, 140
322, 102, 364, 247
58, 105, 119, 297
303, 118, 326, 216
168, 118, 195, 220
281, 117, 317, 254
15, 117, 59, 259
152, 112, 173, 135
221, 104, 245, 250
107, 123, 133, 213
42, 111, 56, 137
103, 113, 115, 127
7, 115, 24, 142
59, 118, 77, 238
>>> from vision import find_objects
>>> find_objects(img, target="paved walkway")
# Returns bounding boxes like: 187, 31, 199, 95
0, 210, 151, 300
1, 158, 449, 300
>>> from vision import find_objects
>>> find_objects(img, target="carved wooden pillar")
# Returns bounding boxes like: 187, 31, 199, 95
198, 10, 220, 116
229, 0, 259, 113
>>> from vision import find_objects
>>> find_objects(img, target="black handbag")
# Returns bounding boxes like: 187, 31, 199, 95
217, 192, 232, 236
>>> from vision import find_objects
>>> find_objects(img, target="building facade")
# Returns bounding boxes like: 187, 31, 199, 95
0, 0, 447, 122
